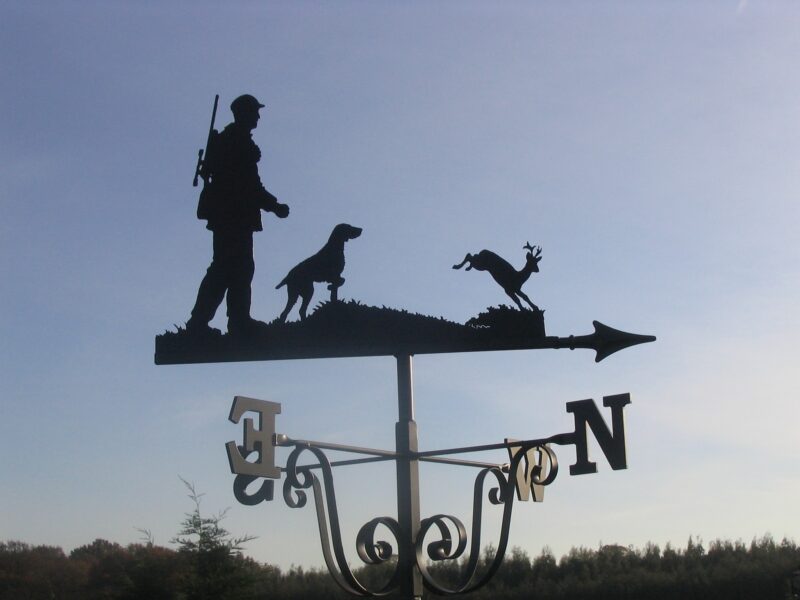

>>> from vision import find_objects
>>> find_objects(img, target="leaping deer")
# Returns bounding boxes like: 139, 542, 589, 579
453, 243, 542, 311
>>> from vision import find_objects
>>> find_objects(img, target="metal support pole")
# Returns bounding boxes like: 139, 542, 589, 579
395, 354, 423, 600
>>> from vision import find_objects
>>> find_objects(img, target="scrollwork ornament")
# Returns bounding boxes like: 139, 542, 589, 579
417, 449, 525, 595
532, 444, 558, 486
356, 517, 400, 565
282, 475, 307, 508
418, 514, 467, 562
281, 444, 401, 597
282, 446, 314, 508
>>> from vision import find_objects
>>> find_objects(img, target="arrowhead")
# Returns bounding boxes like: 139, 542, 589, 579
592, 321, 656, 362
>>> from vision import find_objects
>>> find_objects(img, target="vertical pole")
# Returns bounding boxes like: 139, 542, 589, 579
395, 354, 423, 600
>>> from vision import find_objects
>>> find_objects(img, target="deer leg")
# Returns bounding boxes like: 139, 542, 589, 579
517, 290, 539, 312
505, 291, 524, 310
452, 254, 473, 270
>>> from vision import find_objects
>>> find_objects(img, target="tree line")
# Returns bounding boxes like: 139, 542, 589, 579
3, 535, 798, 599
1, 483, 797, 599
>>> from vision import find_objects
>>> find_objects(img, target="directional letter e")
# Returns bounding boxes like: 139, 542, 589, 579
566, 394, 631, 475
226, 396, 281, 479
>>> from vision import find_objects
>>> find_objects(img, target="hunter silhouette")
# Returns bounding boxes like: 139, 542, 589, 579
186, 94, 289, 336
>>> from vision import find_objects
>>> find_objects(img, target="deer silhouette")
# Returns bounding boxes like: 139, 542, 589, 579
453, 243, 542, 311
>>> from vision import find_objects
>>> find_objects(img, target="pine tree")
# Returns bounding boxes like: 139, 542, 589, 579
170, 478, 256, 600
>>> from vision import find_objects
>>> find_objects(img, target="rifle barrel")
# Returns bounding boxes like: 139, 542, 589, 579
192, 94, 220, 187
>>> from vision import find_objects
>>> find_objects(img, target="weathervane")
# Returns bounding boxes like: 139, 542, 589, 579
155, 94, 655, 600
225, 390, 632, 598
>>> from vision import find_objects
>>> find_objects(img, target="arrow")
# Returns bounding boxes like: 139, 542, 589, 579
156, 311, 656, 365
544, 321, 656, 362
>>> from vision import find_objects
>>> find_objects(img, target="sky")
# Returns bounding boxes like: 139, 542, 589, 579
1, 0, 799, 572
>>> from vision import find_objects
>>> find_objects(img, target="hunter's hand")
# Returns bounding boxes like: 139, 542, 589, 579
274, 203, 290, 219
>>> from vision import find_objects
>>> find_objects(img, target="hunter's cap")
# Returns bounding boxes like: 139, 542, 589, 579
230, 94, 265, 115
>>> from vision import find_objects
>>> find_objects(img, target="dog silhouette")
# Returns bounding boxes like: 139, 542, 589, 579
276, 223, 362, 322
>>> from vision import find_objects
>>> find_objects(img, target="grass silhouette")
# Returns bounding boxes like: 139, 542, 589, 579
156, 300, 546, 364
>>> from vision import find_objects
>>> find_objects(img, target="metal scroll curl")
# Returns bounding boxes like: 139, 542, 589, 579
282, 445, 401, 596
532, 444, 559, 486
415, 447, 531, 595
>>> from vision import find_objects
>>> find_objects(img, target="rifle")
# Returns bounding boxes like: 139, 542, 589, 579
193, 94, 219, 187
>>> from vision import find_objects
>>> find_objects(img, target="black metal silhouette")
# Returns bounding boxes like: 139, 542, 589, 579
228, 390, 631, 598
185, 94, 290, 337
453, 243, 542, 311
157, 93, 660, 600
157, 300, 654, 365
277, 223, 362, 322
155, 188, 656, 365
276, 441, 523, 597
193, 94, 219, 188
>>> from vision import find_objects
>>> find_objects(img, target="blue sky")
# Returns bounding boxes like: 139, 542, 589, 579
1, 1, 798, 570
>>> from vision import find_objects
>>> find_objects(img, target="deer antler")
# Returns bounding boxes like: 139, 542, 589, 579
524, 242, 542, 258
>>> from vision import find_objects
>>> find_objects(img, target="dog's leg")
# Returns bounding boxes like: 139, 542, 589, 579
278, 286, 299, 323
327, 276, 345, 302
298, 281, 315, 320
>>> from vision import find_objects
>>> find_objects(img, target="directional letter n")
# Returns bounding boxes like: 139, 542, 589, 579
566, 394, 631, 475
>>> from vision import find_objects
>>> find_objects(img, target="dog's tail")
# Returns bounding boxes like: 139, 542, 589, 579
275, 275, 288, 289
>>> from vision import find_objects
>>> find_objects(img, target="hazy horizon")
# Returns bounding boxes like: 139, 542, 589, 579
1, 1, 798, 571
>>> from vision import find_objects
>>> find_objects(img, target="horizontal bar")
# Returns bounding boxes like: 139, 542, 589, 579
277, 435, 398, 458
285, 455, 397, 472
419, 455, 509, 470
414, 435, 558, 459
286, 454, 507, 473
276, 433, 573, 464
155, 332, 584, 366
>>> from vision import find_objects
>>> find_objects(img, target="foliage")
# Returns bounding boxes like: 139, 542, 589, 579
170, 478, 258, 600
171, 478, 255, 556
0, 541, 85, 600
1, 535, 798, 599
466, 304, 545, 336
